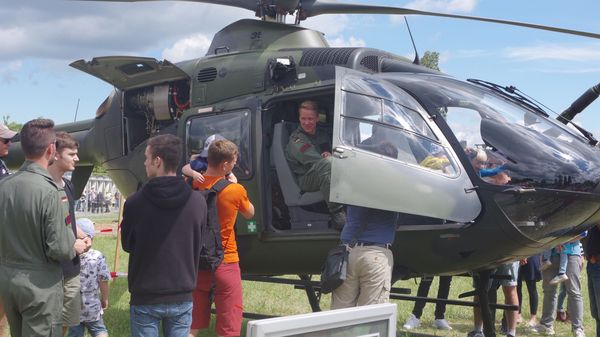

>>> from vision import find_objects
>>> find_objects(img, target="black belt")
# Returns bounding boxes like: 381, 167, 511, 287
349, 242, 391, 249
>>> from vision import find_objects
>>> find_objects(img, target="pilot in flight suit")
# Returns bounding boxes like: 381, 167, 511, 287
0, 157, 75, 336
285, 100, 345, 229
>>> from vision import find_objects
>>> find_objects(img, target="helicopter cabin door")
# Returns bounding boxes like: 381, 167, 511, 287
330, 67, 481, 223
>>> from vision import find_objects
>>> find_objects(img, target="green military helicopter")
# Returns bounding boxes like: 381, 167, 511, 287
6, 0, 600, 332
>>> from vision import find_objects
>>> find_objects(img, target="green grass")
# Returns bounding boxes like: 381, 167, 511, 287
79, 212, 121, 225
3, 233, 595, 336
93, 234, 597, 337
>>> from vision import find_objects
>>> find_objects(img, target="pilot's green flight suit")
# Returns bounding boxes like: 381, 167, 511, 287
0, 161, 75, 337
285, 126, 341, 213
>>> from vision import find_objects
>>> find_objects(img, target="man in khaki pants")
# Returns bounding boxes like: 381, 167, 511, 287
330, 142, 399, 308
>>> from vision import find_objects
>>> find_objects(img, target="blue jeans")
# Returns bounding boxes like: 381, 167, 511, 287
130, 301, 192, 337
68, 317, 108, 337
588, 262, 600, 337
557, 282, 567, 311
558, 252, 568, 274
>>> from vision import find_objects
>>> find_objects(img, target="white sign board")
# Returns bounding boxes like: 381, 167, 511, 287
246, 303, 397, 337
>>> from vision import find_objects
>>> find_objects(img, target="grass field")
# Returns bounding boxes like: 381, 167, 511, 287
95, 230, 597, 337
4, 211, 596, 336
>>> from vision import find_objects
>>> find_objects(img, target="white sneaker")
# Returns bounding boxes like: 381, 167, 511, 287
573, 327, 586, 337
403, 313, 421, 330
434, 318, 452, 330
540, 260, 553, 271
549, 273, 569, 285
533, 324, 555, 335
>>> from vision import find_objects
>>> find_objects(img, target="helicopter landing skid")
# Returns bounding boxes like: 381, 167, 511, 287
243, 273, 516, 336
242, 274, 413, 317
241, 274, 324, 318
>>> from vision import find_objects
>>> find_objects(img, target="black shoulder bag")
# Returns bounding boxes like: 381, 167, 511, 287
320, 221, 368, 294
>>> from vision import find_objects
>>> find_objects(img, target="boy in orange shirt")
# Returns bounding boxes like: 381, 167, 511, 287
189, 139, 255, 337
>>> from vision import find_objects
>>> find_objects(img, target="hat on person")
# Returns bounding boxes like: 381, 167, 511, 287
199, 134, 226, 157
77, 218, 96, 238
0, 124, 17, 140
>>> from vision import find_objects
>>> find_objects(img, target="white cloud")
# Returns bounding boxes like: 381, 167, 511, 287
0, 27, 27, 53
303, 14, 350, 37
0, 60, 23, 84
452, 49, 492, 59
390, 0, 477, 25
328, 36, 367, 48
504, 43, 600, 61
0, 1, 248, 62
162, 34, 212, 62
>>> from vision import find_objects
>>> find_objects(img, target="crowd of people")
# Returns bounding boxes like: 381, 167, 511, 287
76, 189, 120, 213
2, 105, 600, 337
0, 120, 254, 337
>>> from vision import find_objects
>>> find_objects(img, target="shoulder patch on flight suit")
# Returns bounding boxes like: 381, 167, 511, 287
300, 143, 312, 153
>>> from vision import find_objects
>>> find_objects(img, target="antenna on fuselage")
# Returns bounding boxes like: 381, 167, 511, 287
74, 98, 80, 122
404, 17, 420, 65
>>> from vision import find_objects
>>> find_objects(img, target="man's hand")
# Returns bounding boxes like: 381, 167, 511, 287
73, 238, 91, 255
193, 171, 205, 183
83, 237, 92, 252
101, 299, 109, 310
226, 172, 238, 183
321, 151, 331, 158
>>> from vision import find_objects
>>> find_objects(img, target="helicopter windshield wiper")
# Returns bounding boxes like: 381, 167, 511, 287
467, 79, 549, 117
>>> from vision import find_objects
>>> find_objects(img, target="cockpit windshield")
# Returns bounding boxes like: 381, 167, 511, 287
387, 74, 600, 193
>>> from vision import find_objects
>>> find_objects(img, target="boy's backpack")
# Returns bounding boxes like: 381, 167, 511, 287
195, 179, 232, 271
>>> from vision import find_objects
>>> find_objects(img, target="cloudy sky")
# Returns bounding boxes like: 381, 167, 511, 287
1, 0, 600, 134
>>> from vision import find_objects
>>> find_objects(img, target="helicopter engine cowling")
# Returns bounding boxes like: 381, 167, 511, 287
126, 82, 189, 122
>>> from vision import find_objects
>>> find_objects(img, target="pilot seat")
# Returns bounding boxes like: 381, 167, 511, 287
271, 121, 331, 230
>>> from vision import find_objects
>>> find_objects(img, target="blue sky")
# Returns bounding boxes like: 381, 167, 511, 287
2, 0, 600, 134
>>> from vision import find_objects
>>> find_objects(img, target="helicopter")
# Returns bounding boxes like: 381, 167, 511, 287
5, 0, 600, 332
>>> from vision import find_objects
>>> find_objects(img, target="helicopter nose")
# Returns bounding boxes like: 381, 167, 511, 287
493, 189, 600, 243
480, 117, 600, 192
480, 118, 600, 242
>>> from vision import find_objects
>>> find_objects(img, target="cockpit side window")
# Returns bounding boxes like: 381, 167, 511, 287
340, 91, 458, 177
186, 110, 252, 179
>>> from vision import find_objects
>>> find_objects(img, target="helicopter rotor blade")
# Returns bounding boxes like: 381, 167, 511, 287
300, 1, 600, 40
75, 0, 600, 39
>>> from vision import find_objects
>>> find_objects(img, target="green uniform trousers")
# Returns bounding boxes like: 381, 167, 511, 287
298, 156, 341, 213
0, 265, 63, 337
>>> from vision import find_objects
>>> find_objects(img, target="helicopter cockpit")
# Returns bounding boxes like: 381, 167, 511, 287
263, 68, 600, 246
381, 73, 600, 243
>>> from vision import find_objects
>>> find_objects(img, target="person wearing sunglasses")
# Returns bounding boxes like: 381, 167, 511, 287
0, 123, 16, 180
0, 123, 16, 337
